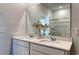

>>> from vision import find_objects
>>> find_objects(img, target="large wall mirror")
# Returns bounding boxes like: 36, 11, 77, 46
26, 3, 71, 37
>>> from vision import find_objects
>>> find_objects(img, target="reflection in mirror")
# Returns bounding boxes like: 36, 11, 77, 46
26, 3, 70, 37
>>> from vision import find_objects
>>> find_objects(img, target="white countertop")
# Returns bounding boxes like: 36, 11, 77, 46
13, 36, 72, 51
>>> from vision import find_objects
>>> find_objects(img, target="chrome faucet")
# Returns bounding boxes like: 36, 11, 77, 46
50, 37, 56, 41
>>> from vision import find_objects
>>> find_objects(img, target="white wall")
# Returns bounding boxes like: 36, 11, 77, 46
0, 3, 26, 54
71, 4, 79, 54
13, 11, 27, 36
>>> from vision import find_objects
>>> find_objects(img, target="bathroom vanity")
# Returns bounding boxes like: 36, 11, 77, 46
12, 3, 72, 55
12, 36, 72, 55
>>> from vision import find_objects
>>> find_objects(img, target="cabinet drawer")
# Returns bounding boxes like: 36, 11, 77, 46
30, 49, 45, 55
13, 39, 29, 48
30, 43, 64, 55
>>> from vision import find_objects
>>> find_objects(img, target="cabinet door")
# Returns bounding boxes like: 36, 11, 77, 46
13, 44, 29, 55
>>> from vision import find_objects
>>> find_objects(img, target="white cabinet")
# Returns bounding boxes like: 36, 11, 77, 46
12, 38, 70, 55
12, 39, 29, 55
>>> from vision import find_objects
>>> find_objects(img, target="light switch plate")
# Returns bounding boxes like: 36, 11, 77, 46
75, 28, 79, 36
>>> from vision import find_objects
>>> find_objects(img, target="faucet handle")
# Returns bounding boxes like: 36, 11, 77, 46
29, 34, 34, 37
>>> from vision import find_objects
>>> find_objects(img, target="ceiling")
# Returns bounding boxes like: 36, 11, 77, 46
41, 3, 70, 11
24, 3, 70, 11
25, 3, 40, 8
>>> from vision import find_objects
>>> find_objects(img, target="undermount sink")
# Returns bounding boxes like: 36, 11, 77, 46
38, 40, 61, 44
29, 37, 62, 44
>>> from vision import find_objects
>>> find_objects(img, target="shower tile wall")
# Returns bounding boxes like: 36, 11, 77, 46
50, 8, 70, 37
